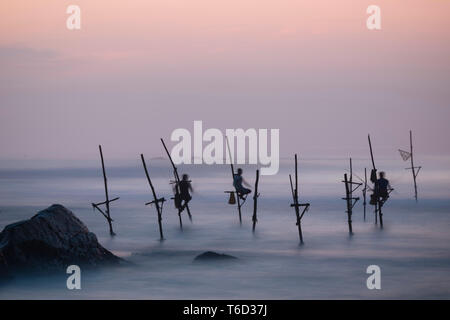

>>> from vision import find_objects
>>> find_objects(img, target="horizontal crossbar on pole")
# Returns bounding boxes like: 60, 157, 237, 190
145, 197, 166, 206
91, 203, 114, 222
93, 197, 119, 207
290, 203, 310, 207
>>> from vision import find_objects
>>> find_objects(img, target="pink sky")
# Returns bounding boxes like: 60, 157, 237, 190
0, 0, 449, 160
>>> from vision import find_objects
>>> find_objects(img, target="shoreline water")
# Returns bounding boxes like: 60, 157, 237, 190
0, 159, 449, 299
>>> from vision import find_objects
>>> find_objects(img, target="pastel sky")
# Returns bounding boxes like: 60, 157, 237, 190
0, 0, 449, 161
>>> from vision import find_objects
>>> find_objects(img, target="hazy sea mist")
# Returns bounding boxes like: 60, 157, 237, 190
0, 156, 449, 299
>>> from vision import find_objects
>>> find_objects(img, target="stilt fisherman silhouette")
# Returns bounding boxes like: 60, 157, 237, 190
233, 168, 252, 201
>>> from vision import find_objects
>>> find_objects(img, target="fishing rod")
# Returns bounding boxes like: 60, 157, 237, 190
368, 135, 376, 173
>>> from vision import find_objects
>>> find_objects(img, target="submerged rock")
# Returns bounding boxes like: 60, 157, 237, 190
194, 251, 237, 262
0, 204, 121, 276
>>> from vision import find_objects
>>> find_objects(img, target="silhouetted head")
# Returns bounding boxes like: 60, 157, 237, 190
237, 168, 243, 175
379, 171, 385, 179
182, 174, 189, 181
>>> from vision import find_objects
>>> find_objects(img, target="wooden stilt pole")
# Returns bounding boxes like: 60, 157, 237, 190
400, 130, 421, 201
343, 173, 353, 235
177, 206, 183, 230
161, 138, 192, 228
349, 158, 353, 204
408, 130, 421, 202
289, 154, 310, 244
294, 154, 302, 243
141, 154, 165, 240
289, 174, 302, 243
252, 169, 260, 233
374, 202, 378, 224
349, 158, 353, 186
185, 202, 192, 221
341, 158, 361, 234
363, 168, 367, 221
91, 145, 119, 236
236, 189, 242, 225
368, 135, 382, 228
226, 137, 242, 225
100, 145, 114, 236
378, 200, 383, 228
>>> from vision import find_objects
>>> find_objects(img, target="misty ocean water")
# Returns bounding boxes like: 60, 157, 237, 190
0, 157, 449, 299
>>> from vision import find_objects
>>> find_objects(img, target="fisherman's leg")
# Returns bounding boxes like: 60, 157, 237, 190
240, 188, 251, 200
179, 194, 192, 211
182, 199, 191, 211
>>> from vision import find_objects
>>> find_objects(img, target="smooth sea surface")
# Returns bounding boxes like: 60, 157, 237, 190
0, 156, 449, 299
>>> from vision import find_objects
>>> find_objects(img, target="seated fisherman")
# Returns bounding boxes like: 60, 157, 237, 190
375, 171, 392, 202
178, 174, 193, 212
233, 168, 252, 200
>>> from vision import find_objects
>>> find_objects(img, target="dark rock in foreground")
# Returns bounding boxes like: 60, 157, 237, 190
0, 204, 121, 276
194, 251, 237, 262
